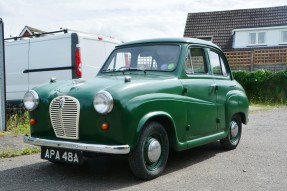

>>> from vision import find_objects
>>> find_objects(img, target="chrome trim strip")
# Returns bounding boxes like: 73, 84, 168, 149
24, 136, 130, 154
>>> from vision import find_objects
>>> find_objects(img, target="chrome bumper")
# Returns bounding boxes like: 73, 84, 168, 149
24, 136, 130, 154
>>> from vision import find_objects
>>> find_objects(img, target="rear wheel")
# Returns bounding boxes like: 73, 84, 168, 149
129, 121, 169, 180
220, 115, 242, 150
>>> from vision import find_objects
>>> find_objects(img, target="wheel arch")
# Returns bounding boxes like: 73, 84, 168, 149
137, 112, 177, 150
237, 112, 247, 125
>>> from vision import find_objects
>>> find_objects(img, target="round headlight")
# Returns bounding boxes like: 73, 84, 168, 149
23, 90, 39, 111
93, 91, 113, 114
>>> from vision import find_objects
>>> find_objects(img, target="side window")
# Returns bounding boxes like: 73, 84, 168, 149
185, 48, 207, 74
219, 57, 227, 76
209, 50, 228, 76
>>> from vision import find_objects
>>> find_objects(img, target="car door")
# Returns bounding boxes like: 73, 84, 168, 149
208, 48, 234, 131
180, 47, 218, 140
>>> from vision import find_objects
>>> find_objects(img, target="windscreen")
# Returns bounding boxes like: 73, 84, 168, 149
101, 45, 180, 72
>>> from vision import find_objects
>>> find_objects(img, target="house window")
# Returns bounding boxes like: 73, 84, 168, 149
281, 31, 287, 43
248, 32, 266, 45
248, 33, 256, 44
258, 32, 265, 44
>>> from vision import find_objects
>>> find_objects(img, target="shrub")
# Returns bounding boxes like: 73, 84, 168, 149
233, 69, 287, 104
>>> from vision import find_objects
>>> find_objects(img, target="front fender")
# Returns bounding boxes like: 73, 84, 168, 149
125, 93, 188, 150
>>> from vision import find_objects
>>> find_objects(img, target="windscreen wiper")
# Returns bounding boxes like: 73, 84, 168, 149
119, 67, 146, 75
102, 68, 116, 72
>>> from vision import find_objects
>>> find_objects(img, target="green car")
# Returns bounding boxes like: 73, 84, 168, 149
23, 38, 249, 180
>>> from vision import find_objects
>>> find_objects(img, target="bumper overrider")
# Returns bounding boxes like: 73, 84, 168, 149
24, 136, 130, 154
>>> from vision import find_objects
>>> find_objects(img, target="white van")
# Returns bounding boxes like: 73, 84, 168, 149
5, 30, 122, 107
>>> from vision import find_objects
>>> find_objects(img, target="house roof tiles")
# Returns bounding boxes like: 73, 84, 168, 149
184, 5, 287, 51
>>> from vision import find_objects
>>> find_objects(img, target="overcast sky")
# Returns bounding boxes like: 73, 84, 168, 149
0, 0, 286, 41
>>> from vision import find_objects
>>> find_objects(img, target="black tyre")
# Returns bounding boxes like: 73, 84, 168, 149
220, 115, 242, 150
129, 121, 169, 180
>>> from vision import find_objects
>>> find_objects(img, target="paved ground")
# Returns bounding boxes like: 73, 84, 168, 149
0, 135, 29, 153
0, 106, 286, 190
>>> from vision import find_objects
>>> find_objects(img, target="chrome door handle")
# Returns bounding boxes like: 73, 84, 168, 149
210, 84, 218, 91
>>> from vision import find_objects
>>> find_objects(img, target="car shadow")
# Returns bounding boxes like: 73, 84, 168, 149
165, 141, 227, 174
0, 141, 227, 190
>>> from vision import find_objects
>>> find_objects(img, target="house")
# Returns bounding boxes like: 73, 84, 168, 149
184, 5, 287, 71
19, 26, 47, 38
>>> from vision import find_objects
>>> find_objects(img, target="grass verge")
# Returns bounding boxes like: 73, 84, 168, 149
249, 104, 286, 113
0, 110, 40, 158
0, 146, 40, 158
2, 110, 30, 137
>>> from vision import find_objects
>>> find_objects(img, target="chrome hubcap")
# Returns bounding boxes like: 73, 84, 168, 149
230, 121, 238, 138
147, 138, 161, 163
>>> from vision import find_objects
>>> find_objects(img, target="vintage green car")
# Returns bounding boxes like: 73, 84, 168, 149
23, 38, 249, 180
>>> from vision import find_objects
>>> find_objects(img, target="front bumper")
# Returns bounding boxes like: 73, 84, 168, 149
24, 136, 130, 154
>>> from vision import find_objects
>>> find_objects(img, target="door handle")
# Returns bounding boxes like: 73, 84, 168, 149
229, 84, 236, 88
210, 84, 218, 91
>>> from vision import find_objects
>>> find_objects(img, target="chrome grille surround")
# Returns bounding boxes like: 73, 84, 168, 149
49, 96, 80, 140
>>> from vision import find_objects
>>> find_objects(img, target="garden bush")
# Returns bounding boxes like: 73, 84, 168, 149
233, 69, 287, 104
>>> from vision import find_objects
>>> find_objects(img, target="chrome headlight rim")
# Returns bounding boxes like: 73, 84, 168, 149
93, 90, 113, 114
23, 90, 39, 111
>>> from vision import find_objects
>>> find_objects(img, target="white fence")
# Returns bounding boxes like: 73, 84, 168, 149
0, 18, 6, 131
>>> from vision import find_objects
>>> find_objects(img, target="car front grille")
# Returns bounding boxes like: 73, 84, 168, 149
49, 96, 80, 140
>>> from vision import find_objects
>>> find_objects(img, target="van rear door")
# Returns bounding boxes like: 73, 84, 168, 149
5, 40, 29, 103
79, 37, 106, 78
78, 35, 121, 78
27, 34, 73, 89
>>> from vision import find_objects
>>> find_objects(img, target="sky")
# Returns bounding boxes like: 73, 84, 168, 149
0, 0, 286, 42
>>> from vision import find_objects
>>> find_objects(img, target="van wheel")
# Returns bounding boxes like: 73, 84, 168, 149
129, 122, 169, 180
220, 115, 242, 150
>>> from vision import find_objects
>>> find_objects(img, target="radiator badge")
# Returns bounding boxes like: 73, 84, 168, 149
59, 97, 65, 109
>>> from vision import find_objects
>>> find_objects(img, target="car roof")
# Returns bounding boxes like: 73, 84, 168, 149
118, 37, 221, 49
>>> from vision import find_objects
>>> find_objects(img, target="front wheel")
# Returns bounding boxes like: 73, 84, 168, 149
128, 121, 169, 180
220, 115, 242, 150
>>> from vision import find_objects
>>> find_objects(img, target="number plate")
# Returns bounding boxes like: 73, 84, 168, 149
41, 147, 83, 164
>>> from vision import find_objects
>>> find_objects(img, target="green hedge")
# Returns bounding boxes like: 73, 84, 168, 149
232, 69, 287, 104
